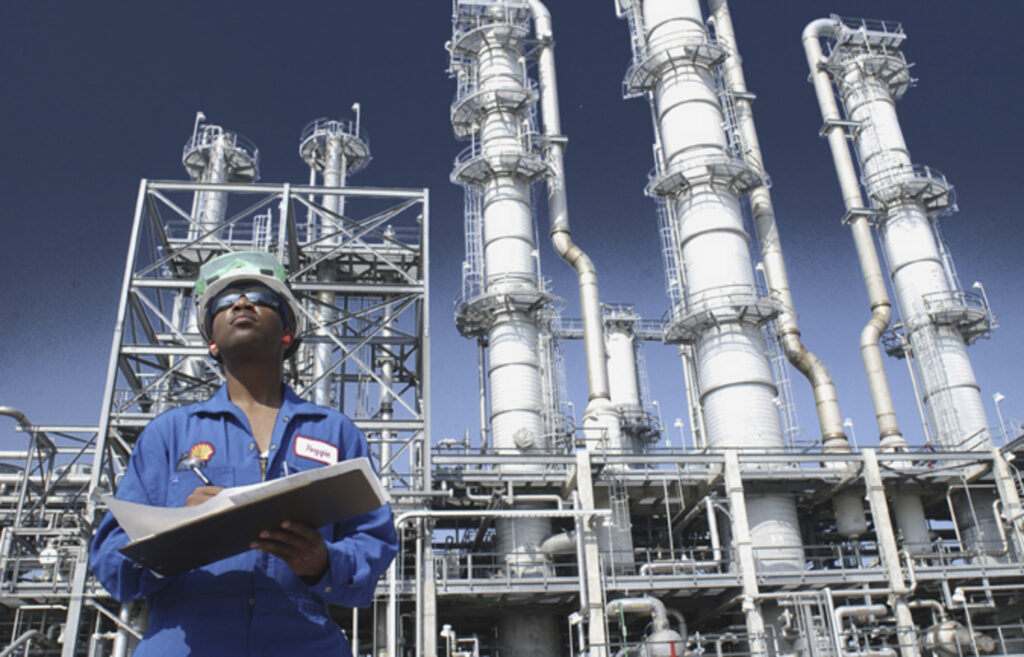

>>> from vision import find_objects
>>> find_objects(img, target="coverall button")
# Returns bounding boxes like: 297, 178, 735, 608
324, 586, 332, 593
248, 443, 255, 451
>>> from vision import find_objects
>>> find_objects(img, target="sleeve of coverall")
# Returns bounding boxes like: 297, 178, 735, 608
305, 419, 399, 607
89, 420, 174, 602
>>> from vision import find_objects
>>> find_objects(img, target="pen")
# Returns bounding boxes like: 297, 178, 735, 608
191, 465, 214, 486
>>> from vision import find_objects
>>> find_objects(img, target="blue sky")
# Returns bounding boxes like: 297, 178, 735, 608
2, 1, 1023, 452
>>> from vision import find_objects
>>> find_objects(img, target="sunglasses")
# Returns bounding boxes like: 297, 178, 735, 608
209, 284, 290, 330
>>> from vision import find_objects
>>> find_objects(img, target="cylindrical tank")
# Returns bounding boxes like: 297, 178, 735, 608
833, 38, 991, 453
449, 4, 557, 655
623, 0, 804, 575
892, 489, 932, 555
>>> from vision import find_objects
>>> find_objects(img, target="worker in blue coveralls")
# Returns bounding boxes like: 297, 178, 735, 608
90, 250, 399, 656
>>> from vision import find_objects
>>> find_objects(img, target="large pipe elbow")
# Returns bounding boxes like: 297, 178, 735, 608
528, 0, 552, 37
607, 597, 669, 632
802, 18, 837, 45
551, 229, 593, 274
779, 332, 846, 447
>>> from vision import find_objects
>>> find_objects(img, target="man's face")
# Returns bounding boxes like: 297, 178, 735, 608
208, 282, 287, 359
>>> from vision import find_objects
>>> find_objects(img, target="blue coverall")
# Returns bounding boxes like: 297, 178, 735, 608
90, 385, 399, 656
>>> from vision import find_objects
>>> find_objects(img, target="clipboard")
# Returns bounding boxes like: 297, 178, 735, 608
102, 457, 388, 577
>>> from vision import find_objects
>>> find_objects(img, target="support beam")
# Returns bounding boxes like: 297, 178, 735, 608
723, 450, 767, 657
862, 449, 920, 657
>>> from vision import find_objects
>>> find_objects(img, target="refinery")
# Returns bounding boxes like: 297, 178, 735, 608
2, 1, 1023, 656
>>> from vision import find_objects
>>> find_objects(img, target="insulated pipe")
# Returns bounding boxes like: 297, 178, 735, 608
528, 0, 620, 443
313, 132, 345, 408
607, 597, 670, 633
830, 35, 989, 452
802, 20, 906, 450
708, 0, 847, 451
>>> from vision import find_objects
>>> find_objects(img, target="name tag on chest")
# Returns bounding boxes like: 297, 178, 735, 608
293, 435, 339, 465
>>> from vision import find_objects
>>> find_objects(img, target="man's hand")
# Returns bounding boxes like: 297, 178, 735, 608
250, 521, 329, 582
185, 486, 225, 507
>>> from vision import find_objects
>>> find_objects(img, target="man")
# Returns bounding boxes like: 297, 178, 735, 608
90, 251, 398, 656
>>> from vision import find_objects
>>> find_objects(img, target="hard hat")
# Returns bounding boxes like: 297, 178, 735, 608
194, 251, 302, 350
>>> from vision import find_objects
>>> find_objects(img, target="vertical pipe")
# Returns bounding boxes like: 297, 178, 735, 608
801, 21, 907, 450
313, 131, 344, 408
477, 338, 489, 452
806, 17, 1000, 558
527, 0, 621, 448
708, 0, 848, 451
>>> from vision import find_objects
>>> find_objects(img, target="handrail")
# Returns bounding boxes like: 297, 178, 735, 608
181, 126, 259, 166
299, 117, 370, 149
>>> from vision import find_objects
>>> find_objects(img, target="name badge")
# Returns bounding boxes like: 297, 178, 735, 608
293, 435, 338, 465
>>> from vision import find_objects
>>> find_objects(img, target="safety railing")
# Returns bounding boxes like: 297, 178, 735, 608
299, 117, 369, 152
646, 148, 764, 197
863, 162, 955, 210
451, 130, 547, 170
181, 125, 259, 170
624, 29, 725, 95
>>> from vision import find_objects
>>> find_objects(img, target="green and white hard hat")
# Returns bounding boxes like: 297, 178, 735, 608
194, 250, 302, 342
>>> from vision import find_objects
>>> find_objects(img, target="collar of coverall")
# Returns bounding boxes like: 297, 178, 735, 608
190, 384, 329, 423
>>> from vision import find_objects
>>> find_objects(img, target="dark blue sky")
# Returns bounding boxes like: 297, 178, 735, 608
3, 2, 1023, 451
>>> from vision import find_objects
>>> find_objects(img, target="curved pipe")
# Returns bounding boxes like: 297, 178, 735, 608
607, 597, 670, 632
528, 0, 612, 408
802, 18, 907, 450
708, 0, 847, 450
539, 530, 575, 554
835, 604, 897, 657
0, 630, 58, 657
665, 608, 687, 643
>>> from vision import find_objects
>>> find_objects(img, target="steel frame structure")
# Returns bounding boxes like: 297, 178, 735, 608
1, 179, 429, 656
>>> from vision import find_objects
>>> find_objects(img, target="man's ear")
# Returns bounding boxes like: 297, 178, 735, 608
281, 334, 293, 345
209, 340, 219, 357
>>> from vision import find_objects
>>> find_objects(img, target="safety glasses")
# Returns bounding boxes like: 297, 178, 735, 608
209, 284, 290, 330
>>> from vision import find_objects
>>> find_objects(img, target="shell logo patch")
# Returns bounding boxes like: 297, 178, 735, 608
188, 442, 215, 462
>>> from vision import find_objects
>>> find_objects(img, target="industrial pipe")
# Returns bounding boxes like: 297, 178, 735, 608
708, 0, 848, 451
527, 0, 620, 441
802, 20, 907, 450
834, 604, 897, 657
607, 597, 670, 632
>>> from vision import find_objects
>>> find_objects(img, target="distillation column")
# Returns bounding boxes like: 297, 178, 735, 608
183, 122, 259, 239
811, 18, 1001, 556
448, 2, 559, 654
603, 304, 658, 452
299, 116, 371, 408
179, 121, 260, 391
619, 0, 804, 573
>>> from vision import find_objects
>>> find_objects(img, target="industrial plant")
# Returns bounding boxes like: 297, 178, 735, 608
2, 1, 1022, 656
